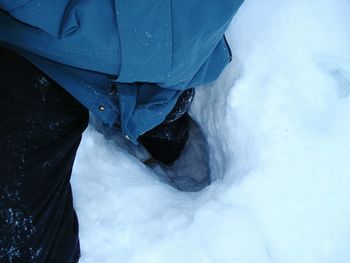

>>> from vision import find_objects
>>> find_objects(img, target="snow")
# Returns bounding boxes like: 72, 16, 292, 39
71, 0, 350, 262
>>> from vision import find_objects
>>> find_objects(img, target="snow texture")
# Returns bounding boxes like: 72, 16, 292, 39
71, 0, 350, 262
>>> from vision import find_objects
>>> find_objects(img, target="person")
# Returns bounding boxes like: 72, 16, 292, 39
0, 0, 244, 262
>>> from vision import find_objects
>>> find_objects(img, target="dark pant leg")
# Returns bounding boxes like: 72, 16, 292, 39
0, 48, 89, 263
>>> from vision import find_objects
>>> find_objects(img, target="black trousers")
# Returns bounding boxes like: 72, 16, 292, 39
0, 48, 89, 262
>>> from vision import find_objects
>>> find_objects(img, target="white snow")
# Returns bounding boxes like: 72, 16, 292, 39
71, 0, 350, 262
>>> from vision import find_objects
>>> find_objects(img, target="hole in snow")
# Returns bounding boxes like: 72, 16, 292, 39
89, 115, 212, 192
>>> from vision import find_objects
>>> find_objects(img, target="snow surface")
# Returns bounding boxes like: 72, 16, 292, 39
71, 1, 350, 262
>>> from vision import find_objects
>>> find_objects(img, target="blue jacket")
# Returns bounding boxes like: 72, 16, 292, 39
0, 0, 244, 143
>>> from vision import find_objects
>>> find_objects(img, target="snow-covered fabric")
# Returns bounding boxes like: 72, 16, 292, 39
0, 0, 244, 142
0, 48, 88, 262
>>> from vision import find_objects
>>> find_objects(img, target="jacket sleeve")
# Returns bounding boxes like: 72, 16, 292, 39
1, 0, 244, 91
0, 0, 28, 11
0, 0, 79, 38
115, 0, 244, 88
115, 0, 173, 84
0, 0, 121, 75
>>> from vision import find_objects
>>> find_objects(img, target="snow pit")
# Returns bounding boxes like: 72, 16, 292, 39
72, 1, 350, 262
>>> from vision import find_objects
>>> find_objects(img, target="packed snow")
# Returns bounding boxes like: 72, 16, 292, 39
71, 0, 350, 262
